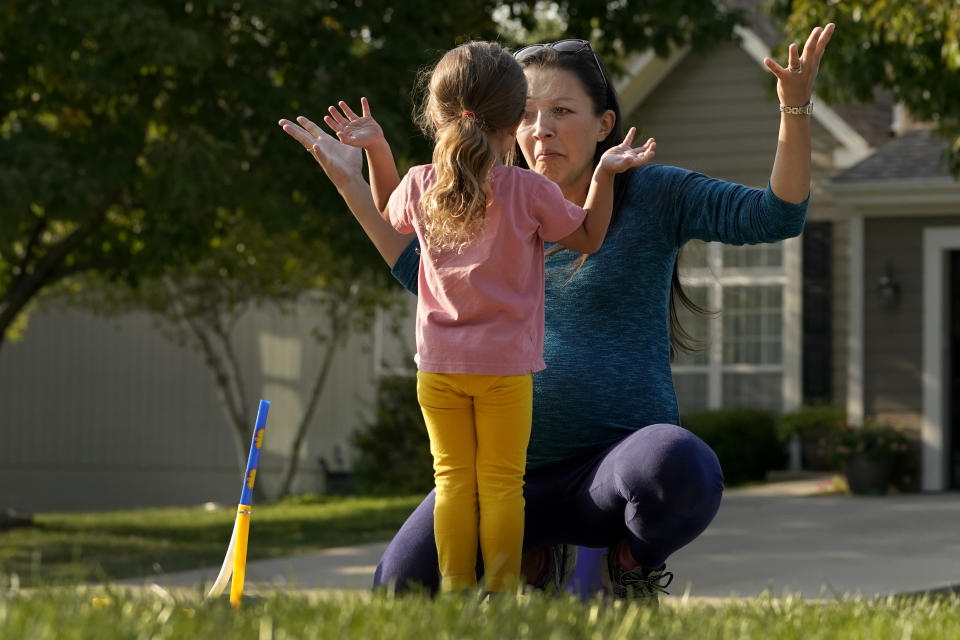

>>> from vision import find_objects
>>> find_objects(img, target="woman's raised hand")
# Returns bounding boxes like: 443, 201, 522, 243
764, 23, 835, 108
324, 97, 386, 150
278, 115, 362, 189
598, 128, 656, 175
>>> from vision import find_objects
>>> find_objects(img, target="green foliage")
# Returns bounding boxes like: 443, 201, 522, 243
352, 375, 434, 496
681, 409, 786, 486
2, 589, 960, 639
777, 403, 846, 442
773, 0, 960, 175
0, 0, 390, 345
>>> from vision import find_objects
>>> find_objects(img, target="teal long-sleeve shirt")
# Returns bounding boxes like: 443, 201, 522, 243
391, 164, 808, 470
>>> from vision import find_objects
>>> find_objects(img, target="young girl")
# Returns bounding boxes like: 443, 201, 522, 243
284, 41, 654, 592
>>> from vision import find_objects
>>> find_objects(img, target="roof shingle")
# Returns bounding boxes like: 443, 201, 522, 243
831, 129, 951, 183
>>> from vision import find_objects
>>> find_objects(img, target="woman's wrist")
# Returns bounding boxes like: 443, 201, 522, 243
337, 173, 371, 197
779, 100, 814, 115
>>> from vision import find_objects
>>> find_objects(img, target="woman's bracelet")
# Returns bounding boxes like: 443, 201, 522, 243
779, 101, 814, 115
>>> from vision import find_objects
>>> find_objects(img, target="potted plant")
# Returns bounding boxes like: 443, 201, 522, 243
778, 403, 846, 470
828, 418, 911, 495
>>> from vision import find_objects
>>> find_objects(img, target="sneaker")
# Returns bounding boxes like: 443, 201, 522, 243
602, 544, 674, 605
526, 544, 578, 593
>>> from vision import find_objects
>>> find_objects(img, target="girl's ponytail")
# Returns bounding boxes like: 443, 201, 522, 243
420, 113, 497, 253
414, 41, 527, 254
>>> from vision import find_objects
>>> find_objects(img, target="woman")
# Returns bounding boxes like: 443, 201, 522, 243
279, 23, 835, 602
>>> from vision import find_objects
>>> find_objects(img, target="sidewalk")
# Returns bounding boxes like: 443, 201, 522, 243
124, 478, 960, 598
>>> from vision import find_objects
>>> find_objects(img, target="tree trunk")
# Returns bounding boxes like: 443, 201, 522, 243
163, 278, 267, 503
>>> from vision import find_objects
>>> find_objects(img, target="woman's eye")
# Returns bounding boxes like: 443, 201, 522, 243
553, 107, 570, 115
522, 111, 536, 121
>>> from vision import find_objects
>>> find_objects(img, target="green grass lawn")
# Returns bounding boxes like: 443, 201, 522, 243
0, 495, 422, 587
1, 588, 958, 639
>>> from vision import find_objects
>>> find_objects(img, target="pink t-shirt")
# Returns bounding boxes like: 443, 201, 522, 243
388, 164, 587, 375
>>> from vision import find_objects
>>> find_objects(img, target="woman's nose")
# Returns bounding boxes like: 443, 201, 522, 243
532, 113, 553, 139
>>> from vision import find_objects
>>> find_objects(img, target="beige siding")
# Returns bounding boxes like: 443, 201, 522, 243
0, 300, 378, 511
863, 216, 960, 432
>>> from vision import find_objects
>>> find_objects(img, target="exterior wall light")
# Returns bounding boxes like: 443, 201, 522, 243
877, 265, 900, 310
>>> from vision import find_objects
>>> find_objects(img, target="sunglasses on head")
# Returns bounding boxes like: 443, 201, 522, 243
514, 39, 608, 94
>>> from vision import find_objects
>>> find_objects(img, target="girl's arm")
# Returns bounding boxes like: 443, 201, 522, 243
279, 116, 413, 266
324, 98, 401, 215
555, 169, 615, 254
558, 130, 655, 253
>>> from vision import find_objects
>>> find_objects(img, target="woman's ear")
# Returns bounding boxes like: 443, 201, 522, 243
597, 109, 616, 141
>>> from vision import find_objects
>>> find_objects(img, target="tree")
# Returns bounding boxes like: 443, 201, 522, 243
1, 0, 746, 498
773, 0, 960, 175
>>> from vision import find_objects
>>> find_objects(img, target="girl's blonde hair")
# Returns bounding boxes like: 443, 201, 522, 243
414, 41, 527, 253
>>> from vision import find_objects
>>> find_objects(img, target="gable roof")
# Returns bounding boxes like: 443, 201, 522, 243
823, 130, 960, 214
831, 130, 952, 183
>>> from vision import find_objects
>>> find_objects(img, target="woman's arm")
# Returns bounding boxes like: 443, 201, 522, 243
764, 23, 835, 204
664, 23, 835, 245
278, 116, 414, 266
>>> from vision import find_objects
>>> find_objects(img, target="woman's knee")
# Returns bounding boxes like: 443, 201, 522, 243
615, 423, 724, 508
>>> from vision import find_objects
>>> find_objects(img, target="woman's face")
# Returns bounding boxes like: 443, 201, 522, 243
517, 66, 615, 204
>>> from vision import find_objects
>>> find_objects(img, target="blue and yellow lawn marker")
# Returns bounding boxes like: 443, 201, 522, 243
206, 399, 270, 607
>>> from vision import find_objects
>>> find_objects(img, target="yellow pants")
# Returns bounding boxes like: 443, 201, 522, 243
416, 371, 532, 592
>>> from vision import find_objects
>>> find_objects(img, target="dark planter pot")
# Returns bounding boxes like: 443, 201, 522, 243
844, 454, 891, 495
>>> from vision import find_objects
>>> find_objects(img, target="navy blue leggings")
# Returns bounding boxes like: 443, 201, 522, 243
373, 423, 724, 592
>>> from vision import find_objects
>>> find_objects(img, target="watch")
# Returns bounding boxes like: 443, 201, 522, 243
779, 101, 814, 115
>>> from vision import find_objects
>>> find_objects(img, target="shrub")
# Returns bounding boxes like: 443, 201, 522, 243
351, 375, 434, 495
681, 408, 786, 486
777, 403, 846, 443
778, 403, 846, 470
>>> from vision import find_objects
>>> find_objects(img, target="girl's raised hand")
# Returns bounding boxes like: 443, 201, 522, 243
324, 97, 385, 150
598, 128, 656, 175
278, 115, 362, 188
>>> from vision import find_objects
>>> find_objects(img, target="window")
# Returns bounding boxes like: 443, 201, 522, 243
722, 285, 782, 365
672, 238, 801, 414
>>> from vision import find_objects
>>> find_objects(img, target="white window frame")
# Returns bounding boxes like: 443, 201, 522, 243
673, 238, 802, 411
